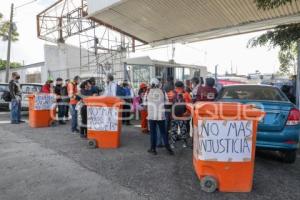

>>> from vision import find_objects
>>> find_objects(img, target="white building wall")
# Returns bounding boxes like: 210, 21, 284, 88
43, 43, 82, 82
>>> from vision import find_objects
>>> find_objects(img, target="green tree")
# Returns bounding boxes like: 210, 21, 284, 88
0, 59, 22, 71
0, 12, 19, 42
248, 0, 300, 75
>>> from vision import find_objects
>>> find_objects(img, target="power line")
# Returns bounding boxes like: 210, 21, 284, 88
15, 0, 37, 9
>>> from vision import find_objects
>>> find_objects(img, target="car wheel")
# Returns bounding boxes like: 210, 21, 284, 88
280, 150, 297, 164
200, 176, 218, 193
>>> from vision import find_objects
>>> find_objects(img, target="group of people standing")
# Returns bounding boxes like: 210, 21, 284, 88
8, 71, 217, 156
137, 76, 218, 155
40, 76, 101, 137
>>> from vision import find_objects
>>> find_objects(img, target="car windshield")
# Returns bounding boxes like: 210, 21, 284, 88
218, 85, 289, 102
21, 85, 42, 94
0, 85, 8, 92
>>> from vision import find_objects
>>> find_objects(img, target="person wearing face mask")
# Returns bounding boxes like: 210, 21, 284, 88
9, 72, 24, 124
54, 78, 66, 125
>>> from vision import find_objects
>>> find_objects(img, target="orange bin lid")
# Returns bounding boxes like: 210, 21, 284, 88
193, 102, 265, 120
83, 96, 124, 107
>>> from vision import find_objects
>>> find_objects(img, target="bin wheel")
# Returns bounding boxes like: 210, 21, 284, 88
200, 176, 218, 193
88, 139, 97, 149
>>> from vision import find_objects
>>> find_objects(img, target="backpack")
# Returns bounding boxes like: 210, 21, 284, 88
173, 91, 187, 117
1, 91, 12, 102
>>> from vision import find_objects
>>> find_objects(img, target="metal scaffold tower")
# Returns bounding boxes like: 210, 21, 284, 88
37, 0, 144, 83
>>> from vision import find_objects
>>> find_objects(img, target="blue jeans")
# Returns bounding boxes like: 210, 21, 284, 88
10, 99, 21, 123
157, 112, 172, 146
70, 104, 78, 131
149, 120, 170, 150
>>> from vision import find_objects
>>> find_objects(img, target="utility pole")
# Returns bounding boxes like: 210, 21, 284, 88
5, 3, 14, 83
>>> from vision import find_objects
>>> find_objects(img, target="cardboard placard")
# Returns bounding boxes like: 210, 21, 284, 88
87, 106, 118, 132
34, 94, 56, 110
194, 120, 253, 162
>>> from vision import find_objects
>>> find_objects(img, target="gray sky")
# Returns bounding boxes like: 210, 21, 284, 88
0, 0, 280, 75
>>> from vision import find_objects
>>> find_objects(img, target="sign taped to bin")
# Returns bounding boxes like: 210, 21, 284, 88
195, 120, 253, 162
87, 106, 118, 131
34, 94, 56, 110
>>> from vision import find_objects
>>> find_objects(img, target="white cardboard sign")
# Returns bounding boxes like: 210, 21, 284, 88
194, 120, 253, 162
87, 106, 118, 132
34, 94, 56, 110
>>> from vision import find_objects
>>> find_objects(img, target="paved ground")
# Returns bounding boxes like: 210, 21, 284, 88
0, 110, 299, 200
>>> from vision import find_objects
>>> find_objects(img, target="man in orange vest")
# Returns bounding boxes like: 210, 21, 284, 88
68, 76, 81, 133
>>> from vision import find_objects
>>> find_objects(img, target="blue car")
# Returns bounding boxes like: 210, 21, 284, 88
217, 85, 300, 163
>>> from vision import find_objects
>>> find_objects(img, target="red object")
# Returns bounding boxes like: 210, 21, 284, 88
286, 108, 300, 125
140, 83, 147, 89
140, 110, 148, 132
218, 80, 245, 86
196, 86, 217, 102
41, 84, 51, 93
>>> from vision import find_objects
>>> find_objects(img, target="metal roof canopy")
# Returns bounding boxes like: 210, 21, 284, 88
87, 0, 300, 45
125, 56, 206, 69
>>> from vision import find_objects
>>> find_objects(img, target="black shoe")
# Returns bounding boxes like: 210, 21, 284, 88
18, 120, 26, 123
148, 149, 157, 155
71, 129, 80, 134
80, 134, 86, 139
166, 147, 174, 155
11, 121, 19, 124
59, 121, 66, 125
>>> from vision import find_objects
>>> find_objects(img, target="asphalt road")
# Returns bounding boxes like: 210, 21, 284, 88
0, 110, 299, 200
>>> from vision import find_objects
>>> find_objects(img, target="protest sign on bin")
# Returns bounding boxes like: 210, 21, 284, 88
194, 120, 253, 162
87, 106, 119, 132
34, 94, 56, 110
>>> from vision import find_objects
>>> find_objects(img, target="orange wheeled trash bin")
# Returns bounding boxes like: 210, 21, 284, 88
193, 102, 265, 193
28, 94, 56, 128
84, 96, 123, 149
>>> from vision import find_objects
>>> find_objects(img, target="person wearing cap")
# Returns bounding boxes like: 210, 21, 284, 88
145, 78, 174, 156
68, 76, 81, 133
138, 83, 149, 133
41, 79, 54, 94
169, 81, 192, 149
54, 78, 66, 125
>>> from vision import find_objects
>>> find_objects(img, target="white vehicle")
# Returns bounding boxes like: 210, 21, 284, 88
0, 83, 9, 110
21, 83, 43, 110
